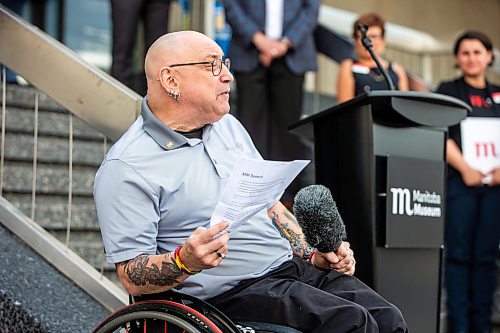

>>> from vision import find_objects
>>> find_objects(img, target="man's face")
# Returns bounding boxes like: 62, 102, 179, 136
173, 39, 234, 124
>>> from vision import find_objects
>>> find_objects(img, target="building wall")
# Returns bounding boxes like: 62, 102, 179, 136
323, 0, 500, 47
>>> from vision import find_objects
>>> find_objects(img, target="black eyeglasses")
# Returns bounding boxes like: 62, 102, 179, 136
169, 58, 231, 76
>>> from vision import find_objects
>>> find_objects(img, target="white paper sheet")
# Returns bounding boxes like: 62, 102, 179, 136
210, 158, 310, 232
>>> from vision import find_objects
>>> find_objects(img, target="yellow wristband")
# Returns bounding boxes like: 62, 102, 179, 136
174, 246, 201, 275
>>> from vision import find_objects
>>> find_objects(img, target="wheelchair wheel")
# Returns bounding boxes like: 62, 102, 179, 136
133, 291, 241, 333
93, 300, 224, 333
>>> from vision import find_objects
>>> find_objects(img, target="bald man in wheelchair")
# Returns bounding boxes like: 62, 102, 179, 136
94, 30, 408, 333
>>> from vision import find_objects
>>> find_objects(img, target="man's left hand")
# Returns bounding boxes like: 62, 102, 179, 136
312, 241, 356, 276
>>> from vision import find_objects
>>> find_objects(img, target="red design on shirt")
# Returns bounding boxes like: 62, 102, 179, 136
469, 95, 491, 108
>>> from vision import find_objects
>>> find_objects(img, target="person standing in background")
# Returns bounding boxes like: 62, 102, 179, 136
336, 12, 408, 104
436, 31, 500, 333
110, 0, 171, 95
221, 0, 318, 206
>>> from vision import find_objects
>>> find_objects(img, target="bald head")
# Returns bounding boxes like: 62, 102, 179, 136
143, 30, 232, 129
145, 31, 218, 84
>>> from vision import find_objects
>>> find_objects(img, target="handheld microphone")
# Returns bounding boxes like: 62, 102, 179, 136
357, 23, 395, 91
293, 185, 346, 253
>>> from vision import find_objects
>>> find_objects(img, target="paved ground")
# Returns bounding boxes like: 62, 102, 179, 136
0, 225, 109, 332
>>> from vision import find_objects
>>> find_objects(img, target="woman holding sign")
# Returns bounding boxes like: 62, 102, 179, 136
436, 31, 500, 333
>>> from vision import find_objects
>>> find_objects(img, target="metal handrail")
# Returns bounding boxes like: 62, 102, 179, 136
0, 4, 142, 142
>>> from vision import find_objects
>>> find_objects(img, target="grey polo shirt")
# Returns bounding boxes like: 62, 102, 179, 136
94, 98, 292, 299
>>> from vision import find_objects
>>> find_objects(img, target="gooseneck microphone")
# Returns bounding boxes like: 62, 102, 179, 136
293, 185, 347, 253
357, 23, 395, 91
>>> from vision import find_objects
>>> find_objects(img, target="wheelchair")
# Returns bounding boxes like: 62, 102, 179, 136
92, 290, 302, 333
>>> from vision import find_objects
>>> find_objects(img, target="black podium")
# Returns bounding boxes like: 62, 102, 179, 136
290, 91, 469, 333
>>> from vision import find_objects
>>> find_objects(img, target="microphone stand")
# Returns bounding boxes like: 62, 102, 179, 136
358, 24, 395, 91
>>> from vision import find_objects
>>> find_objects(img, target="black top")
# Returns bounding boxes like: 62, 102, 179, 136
436, 76, 500, 178
176, 127, 204, 140
352, 62, 400, 95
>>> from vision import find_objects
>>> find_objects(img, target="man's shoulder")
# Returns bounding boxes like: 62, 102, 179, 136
104, 116, 150, 162
95, 118, 155, 193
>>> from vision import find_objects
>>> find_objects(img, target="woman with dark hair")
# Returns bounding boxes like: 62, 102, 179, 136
436, 31, 500, 333
336, 12, 408, 103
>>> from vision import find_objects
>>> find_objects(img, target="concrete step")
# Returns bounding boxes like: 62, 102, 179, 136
1, 84, 65, 112
3, 193, 99, 230
3, 132, 106, 166
1, 84, 123, 290
2, 161, 97, 196
1, 105, 107, 141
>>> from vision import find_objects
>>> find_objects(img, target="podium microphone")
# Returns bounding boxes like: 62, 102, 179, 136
293, 185, 347, 253
357, 23, 395, 91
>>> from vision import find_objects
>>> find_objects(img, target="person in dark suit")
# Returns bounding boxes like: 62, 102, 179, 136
110, 0, 171, 95
222, 0, 318, 204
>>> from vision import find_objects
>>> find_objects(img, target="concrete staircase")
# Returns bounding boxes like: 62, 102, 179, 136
1, 84, 119, 284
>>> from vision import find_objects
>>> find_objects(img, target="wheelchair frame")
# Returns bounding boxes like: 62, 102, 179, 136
92, 291, 301, 333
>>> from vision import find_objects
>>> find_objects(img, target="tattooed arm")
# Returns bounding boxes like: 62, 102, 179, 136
267, 201, 315, 260
116, 221, 231, 296
268, 201, 356, 276
116, 253, 186, 296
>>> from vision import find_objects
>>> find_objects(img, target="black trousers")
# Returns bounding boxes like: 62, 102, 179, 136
208, 257, 408, 333
111, 0, 170, 89
234, 59, 314, 200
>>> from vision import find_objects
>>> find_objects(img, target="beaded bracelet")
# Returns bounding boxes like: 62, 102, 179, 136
173, 245, 201, 275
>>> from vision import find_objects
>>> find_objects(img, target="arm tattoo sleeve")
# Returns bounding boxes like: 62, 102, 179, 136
271, 210, 315, 260
120, 254, 183, 287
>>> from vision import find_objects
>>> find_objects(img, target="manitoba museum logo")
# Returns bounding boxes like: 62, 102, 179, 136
389, 188, 441, 218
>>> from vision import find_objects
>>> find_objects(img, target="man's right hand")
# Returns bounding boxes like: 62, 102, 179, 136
180, 221, 231, 272
313, 242, 356, 276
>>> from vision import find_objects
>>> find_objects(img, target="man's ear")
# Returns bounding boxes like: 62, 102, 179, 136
158, 67, 179, 92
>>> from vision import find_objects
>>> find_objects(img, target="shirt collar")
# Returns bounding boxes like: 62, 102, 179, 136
141, 97, 214, 150
141, 97, 189, 150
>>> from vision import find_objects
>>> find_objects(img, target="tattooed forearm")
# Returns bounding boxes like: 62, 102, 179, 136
120, 254, 183, 287
271, 210, 315, 259
302, 245, 315, 260
282, 209, 299, 226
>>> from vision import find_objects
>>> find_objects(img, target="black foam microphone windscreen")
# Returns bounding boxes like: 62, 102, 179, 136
293, 185, 347, 253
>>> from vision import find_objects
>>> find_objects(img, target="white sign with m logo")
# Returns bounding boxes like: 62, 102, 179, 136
461, 117, 500, 184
